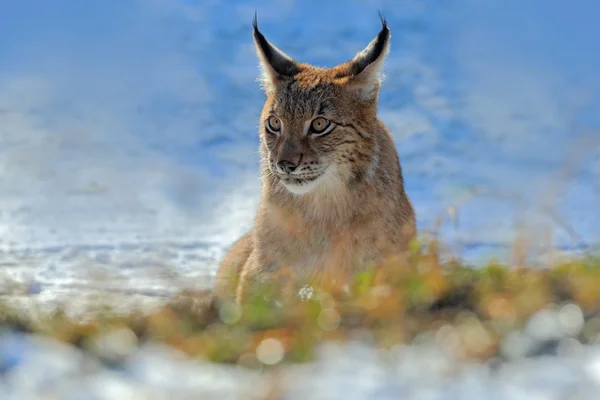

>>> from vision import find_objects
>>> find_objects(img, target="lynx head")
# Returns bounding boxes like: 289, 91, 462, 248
253, 15, 391, 196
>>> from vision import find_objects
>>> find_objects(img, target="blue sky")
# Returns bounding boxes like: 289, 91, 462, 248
0, 0, 598, 264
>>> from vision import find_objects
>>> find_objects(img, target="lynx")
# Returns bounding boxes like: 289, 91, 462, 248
213, 15, 416, 305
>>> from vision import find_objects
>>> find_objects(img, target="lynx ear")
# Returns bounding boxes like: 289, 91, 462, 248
252, 13, 300, 93
345, 15, 391, 101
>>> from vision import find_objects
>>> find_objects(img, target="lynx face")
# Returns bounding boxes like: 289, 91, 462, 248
261, 83, 367, 195
263, 113, 341, 195
253, 16, 390, 195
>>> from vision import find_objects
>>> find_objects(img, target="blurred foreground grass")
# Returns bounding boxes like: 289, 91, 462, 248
1, 238, 599, 369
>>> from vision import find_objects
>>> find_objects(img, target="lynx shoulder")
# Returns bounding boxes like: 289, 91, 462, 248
213, 15, 416, 304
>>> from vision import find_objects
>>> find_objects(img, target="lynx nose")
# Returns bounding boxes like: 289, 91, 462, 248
277, 159, 298, 174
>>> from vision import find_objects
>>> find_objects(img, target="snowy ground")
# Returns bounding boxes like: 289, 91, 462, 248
1, 330, 600, 399
0, 0, 599, 397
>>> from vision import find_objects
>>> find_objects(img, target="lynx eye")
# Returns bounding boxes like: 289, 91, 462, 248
266, 116, 281, 133
310, 117, 331, 135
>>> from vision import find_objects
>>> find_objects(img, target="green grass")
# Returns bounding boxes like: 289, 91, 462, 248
1, 238, 599, 367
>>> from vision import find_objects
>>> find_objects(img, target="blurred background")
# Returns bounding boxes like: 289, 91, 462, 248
0, 0, 599, 306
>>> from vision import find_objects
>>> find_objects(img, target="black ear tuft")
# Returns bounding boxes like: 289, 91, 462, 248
251, 11, 300, 92
378, 11, 387, 31
346, 16, 390, 78
339, 15, 391, 101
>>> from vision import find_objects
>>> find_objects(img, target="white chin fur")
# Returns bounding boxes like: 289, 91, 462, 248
281, 165, 339, 196
282, 176, 325, 195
